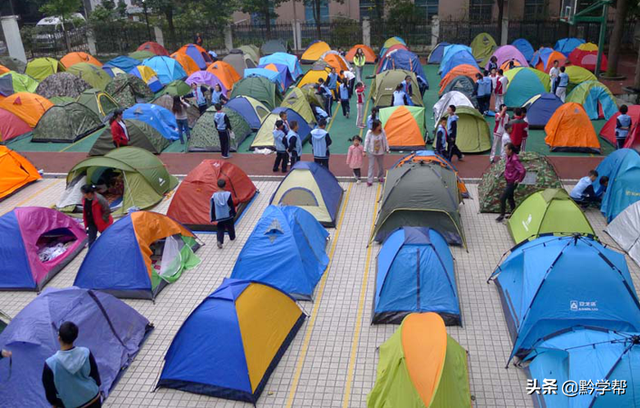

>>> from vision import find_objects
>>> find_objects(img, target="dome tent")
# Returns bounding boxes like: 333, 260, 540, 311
25, 57, 65, 81
427, 42, 450, 64
76, 88, 120, 119
175, 43, 212, 70
155, 79, 191, 98
433, 91, 475, 125
566, 80, 617, 120
0, 108, 32, 144
250, 107, 311, 151
438, 64, 480, 94
0, 92, 53, 128
569, 42, 608, 72
129, 65, 163, 93
188, 106, 251, 152
66, 62, 111, 90
60, 51, 102, 68
0, 72, 39, 96
281, 87, 316, 125
223, 51, 257, 77
170, 52, 200, 76
225, 96, 271, 130
142, 56, 187, 85
394, 151, 470, 199
441, 106, 491, 153
470, 32, 497, 64
554, 37, 585, 56
123, 103, 179, 141
128, 50, 156, 62
371, 70, 423, 107
606, 200, 640, 266
379, 105, 426, 151
186, 70, 228, 94
440, 76, 477, 107
0, 147, 40, 198
35, 72, 91, 99
439, 49, 479, 78
596, 149, 640, 222
346, 44, 376, 63
261, 39, 288, 55
89, 119, 171, 156
230, 76, 283, 110
104, 74, 154, 109
152, 94, 200, 128
522, 93, 563, 128
137, 41, 170, 56
377, 49, 428, 90
301, 40, 331, 63
32, 102, 104, 143
103, 56, 139, 76
485, 45, 529, 70
206, 61, 241, 91
511, 38, 534, 62
504, 67, 550, 108
544, 102, 600, 154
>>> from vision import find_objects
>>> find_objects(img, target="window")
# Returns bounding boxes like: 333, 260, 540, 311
305, 0, 330, 23
524, 0, 546, 19
415, 0, 439, 20
360, 0, 384, 20
469, 0, 493, 21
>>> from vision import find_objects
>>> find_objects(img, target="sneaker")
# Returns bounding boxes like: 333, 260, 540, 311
222, 155, 230, 159
356, 179, 361, 184
272, 168, 279, 172
378, 177, 385, 183
495, 215, 504, 222
217, 242, 223, 249
458, 155, 465, 161
367, 182, 372, 187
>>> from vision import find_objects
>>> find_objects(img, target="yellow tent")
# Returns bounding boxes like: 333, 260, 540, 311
301, 41, 331, 63
297, 69, 329, 89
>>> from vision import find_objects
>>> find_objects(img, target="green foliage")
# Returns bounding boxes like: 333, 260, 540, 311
39, 0, 82, 20
240, 0, 285, 26
89, 5, 115, 22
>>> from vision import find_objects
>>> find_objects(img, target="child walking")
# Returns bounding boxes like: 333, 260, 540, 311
355, 82, 366, 128
339, 80, 350, 118
346, 136, 364, 183
490, 104, 509, 163
210, 179, 237, 249
272, 120, 288, 173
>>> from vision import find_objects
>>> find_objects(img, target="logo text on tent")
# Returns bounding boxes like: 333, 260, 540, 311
159, 177, 165, 186
570, 300, 598, 311
521, 214, 533, 232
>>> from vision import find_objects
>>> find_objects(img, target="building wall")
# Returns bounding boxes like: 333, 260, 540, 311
232, 0, 360, 24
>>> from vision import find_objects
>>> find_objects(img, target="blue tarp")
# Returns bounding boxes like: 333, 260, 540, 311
0, 287, 150, 408
428, 42, 449, 64
231, 206, 329, 300
123, 103, 179, 140
378, 49, 429, 90
490, 235, 640, 364
142, 56, 187, 85
554, 37, 585, 57
374, 227, 460, 325
258, 53, 302, 79
440, 50, 480, 78
226, 96, 266, 130
524, 93, 563, 128
439, 44, 473, 74
512, 38, 535, 63
596, 149, 640, 222
103, 56, 139, 76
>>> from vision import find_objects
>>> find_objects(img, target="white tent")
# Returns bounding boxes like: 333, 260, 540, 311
433, 91, 475, 126
606, 200, 640, 267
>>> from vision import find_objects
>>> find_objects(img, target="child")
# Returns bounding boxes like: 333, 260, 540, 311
392, 83, 407, 106
317, 78, 333, 118
327, 68, 339, 100
210, 179, 236, 249
272, 120, 288, 173
355, 82, 366, 128
616, 105, 632, 149
435, 117, 448, 157
367, 107, 379, 130
496, 142, 526, 222
501, 123, 513, 161
549, 60, 560, 94
403, 75, 414, 106
287, 120, 302, 166
313, 105, 329, 122
81, 184, 113, 247
491, 104, 509, 163
214, 103, 232, 159
556, 66, 569, 102
494, 69, 507, 110
346, 136, 364, 183
446, 105, 464, 161
508, 107, 528, 153
339, 80, 350, 118
570, 170, 600, 206
311, 119, 332, 169
487, 56, 498, 72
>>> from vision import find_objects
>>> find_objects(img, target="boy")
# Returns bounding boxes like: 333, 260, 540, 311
327, 68, 339, 100
446, 105, 464, 161
341, 69, 356, 97
339, 80, 350, 118
616, 105, 632, 149
570, 170, 601, 206
501, 123, 513, 161
311, 119, 332, 169
210, 179, 236, 249
494, 69, 508, 110
508, 107, 528, 153
496, 143, 526, 222
556, 66, 569, 102
272, 120, 288, 173
287, 120, 302, 166
435, 117, 448, 157
491, 104, 509, 163
317, 78, 333, 117
214, 103, 233, 159
549, 60, 560, 94
279, 110, 290, 134
477, 71, 493, 115
81, 184, 113, 247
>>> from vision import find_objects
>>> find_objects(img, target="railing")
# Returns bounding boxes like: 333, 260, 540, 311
22, 24, 89, 59
233, 23, 294, 48
91, 21, 150, 55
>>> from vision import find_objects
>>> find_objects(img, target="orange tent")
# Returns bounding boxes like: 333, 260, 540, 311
322, 53, 349, 75
500, 59, 522, 71
60, 52, 102, 68
439, 64, 480, 93
207, 61, 241, 91
545, 102, 600, 154
536, 50, 566, 73
170, 52, 200, 76
0, 93, 53, 128
0, 146, 41, 200
346, 44, 376, 63
137, 41, 170, 56
379, 105, 426, 150
0, 65, 9, 75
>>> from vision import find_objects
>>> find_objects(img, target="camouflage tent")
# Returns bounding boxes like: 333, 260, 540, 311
478, 152, 563, 213
89, 119, 170, 156
50, 96, 75, 105
36, 72, 91, 99
156, 80, 191, 98
104, 74, 154, 108
0, 57, 26, 74
32, 102, 104, 143
188, 106, 251, 152
151, 94, 200, 128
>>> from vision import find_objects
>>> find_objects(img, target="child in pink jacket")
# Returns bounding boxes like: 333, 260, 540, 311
346, 135, 364, 183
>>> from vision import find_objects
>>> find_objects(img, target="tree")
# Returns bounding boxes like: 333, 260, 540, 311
496, 0, 505, 43
303, 0, 343, 39
605, 0, 629, 77
240, 0, 286, 37
145, 0, 179, 49
39, 0, 82, 51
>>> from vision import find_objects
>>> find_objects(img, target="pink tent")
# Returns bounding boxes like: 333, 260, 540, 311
486, 45, 529, 70
185, 70, 228, 95
0, 108, 32, 143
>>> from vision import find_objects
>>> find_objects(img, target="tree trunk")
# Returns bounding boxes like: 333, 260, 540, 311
634, 43, 640, 89
315, 1, 322, 39
606, 0, 629, 77
264, 1, 272, 38
165, 8, 176, 51
496, 0, 504, 42
63, 26, 71, 52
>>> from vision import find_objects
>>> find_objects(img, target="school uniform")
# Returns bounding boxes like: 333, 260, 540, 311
318, 84, 333, 117
356, 86, 366, 128
339, 83, 350, 117
494, 75, 508, 110
272, 128, 289, 172
556, 72, 569, 102
491, 112, 509, 162
616, 113, 632, 149
327, 72, 339, 100
311, 128, 332, 169
477, 76, 493, 114
210, 190, 236, 245
214, 110, 232, 158
435, 124, 447, 157
287, 129, 302, 166
392, 90, 407, 106
403, 80, 414, 106
549, 66, 560, 93
446, 114, 463, 160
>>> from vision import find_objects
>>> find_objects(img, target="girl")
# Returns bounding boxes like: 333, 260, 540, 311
496, 142, 526, 222
367, 107, 379, 130
490, 104, 509, 163
346, 135, 364, 183
210, 83, 228, 106
353, 48, 366, 83
364, 120, 389, 186
355, 82, 366, 128
172, 96, 191, 146
392, 83, 407, 106
110, 109, 128, 148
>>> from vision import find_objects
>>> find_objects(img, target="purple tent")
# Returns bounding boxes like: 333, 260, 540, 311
485, 45, 529, 70
0, 287, 152, 407
185, 70, 228, 94
180, 44, 212, 70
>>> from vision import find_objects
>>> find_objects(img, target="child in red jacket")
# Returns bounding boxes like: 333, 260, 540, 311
81, 185, 113, 247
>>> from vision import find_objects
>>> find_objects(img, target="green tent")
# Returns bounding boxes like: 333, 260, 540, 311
152, 94, 200, 128
470, 32, 497, 65
76, 89, 121, 119
188, 106, 251, 152
128, 50, 156, 62
371, 70, 423, 107
371, 161, 466, 247
105, 74, 154, 108
49, 96, 75, 105
441, 106, 491, 153
25, 58, 65, 81
89, 119, 170, 156
66, 62, 111, 90
507, 188, 595, 244
156, 80, 191, 98
300, 83, 324, 108
35, 72, 90, 99
367, 313, 471, 408
230, 76, 283, 110
0, 56, 26, 74
32, 102, 104, 143
0, 72, 39, 94
478, 152, 563, 213
282, 87, 316, 125
238, 45, 260, 64
58, 146, 178, 216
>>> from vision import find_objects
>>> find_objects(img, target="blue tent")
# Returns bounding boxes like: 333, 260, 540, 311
258, 62, 293, 89
554, 37, 585, 57
142, 56, 187, 85
231, 205, 329, 300
225, 96, 270, 130
428, 42, 450, 64
258, 53, 302, 79
378, 49, 429, 90
439, 44, 473, 74
490, 235, 640, 364
523, 93, 563, 128
440, 50, 480, 78
511, 38, 535, 63
504, 68, 548, 108
567, 80, 618, 120
103, 56, 139, 77
129, 66, 163, 93
530, 47, 553, 70
157, 278, 305, 403
524, 326, 640, 408
123, 103, 179, 140
596, 149, 640, 222
244, 68, 283, 91
0, 287, 151, 408
374, 227, 460, 325
379, 36, 406, 58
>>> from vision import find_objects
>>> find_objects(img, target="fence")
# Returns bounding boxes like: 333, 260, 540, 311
91, 21, 150, 55
233, 23, 294, 49
22, 24, 89, 59
507, 20, 636, 49
162, 24, 226, 53
370, 19, 432, 50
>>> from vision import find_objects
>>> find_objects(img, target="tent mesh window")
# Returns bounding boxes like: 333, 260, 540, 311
279, 188, 319, 207
36, 228, 79, 264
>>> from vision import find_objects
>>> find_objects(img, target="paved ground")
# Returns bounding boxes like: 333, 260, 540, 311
1, 176, 638, 407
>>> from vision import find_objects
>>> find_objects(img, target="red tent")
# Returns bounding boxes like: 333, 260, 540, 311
569, 48, 607, 72
167, 160, 257, 230
137, 41, 170, 56
599, 105, 640, 149
0, 108, 32, 144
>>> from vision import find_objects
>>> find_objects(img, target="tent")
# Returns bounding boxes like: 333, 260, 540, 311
90, 119, 170, 156
66, 62, 111, 90
566, 80, 617, 120
524, 327, 640, 408
544, 102, 600, 153
569, 43, 607, 72
128, 50, 156, 62
74, 211, 200, 299
0, 65, 8, 75
380, 36, 406, 58
156, 79, 191, 97
427, 42, 450, 64
137, 41, 169, 56
535, 50, 567, 73
489, 234, 640, 363
259, 62, 294, 90
0, 108, 32, 144
25, 58, 65, 81
230, 76, 283, 110
346, 44, 376, 63
152, 94, 200, 128
507, 188, 595, 244
301, 40, 331, 63
186, 70, 228, 94
470, 32, 497, 64
504, 67, 550, 107
231, 205, 329, 300
157, 278, 304, 403
394, 151, 470, 199
300, 83, 325, 107
167, 160, 256, 230
0, 93, 53, 128
511, 38, 534, 63
478, 152, 562, 213
374, 228, 460, 325
239, 44, 260, 63
0, 72, 39, 97
225, 96, 270, 130
0, 207, 86, 290
170, 52, 200, 76
379, 105, 426, 151
35, 72, 90, 99
367, 313, 471, 408
296, 67, 329, 89
433, 91, 475, 125
123, 103, 179, 141
0, 147, 40, 198
223, 51, 256, 77
522, 93, 563, 128
103, 56, 139, 76
606, 200, 640, 266
565, 65, 597, 93
188, 106, 251, 152
57, 147, 178, 217
439, 44, 473, 72
0, 287, 151, 408
439, 50, 480, 78
554, 37, 585, 56
32, 102, 103, 143
442, 106, 491, 153
596, 148, 640, 222
175, 43, 212, 70
371, 161, 465, 246
250, 107, 311, 151
103, 75, 152, 109
0, 56, 26, 73
500, 59, 523, 71
281, 87, 316, 125
378, 50, 428, 91
206, 61, 241, 91
440, 76, 477, 107
371, 70, 423, 107
485, 45, 529, 70
270, 161, 342, 226
259, 52, 302, 79
599, 104, 640, 149
61, 51, 102, 68
76, 89, 120, 120
438, 64, 480, 94
49, 96, 75, 105
244, 68, 283, 91
129, 65, 163, 93
261, 39, 288, 55
142, 56, 187, 85
380, 44, 409, 62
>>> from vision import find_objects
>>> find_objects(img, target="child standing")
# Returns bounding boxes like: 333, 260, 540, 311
272, 120, 288, 173
287, 120, 302, 166
494, 69, 507, 110
339, 80, 350, 118
392, 83, 407, 106
346, 136, 364, 183
435, 117, 448, 157
355, 82, 366, 128
496, 142, 526, 222
214, 103, 232, 159
616, 105, 632, 149
501, 123, 513, 161
311, 119, 332, 169
490, 104, 509, 163
210, 179, 236, 249
367, 107, 379, 130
